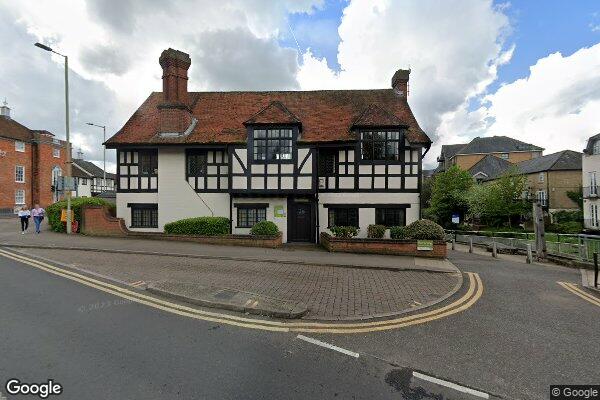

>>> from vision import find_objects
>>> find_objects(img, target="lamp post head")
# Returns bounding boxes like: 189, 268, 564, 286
34, 42, 53, 52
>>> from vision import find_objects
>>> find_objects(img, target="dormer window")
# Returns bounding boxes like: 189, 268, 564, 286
252, 128, 293, 162
360, 130, 402, 161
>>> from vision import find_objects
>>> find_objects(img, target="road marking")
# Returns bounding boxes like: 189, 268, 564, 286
296, 334, 359, 358
412, 371, 490, 399
0, 248, 483, 333
131, 280, 145, 287
558, 282, 600, 307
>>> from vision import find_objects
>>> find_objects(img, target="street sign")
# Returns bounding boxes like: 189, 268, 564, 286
417, 240, 434, 251
452, 213, 460, 224
60, 209, 74, 222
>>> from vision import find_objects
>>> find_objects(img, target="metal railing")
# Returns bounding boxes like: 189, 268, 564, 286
583, 186, 600, 198
446, 230, 600, 262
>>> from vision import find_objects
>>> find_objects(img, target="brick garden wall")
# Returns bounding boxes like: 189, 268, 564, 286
321, 232, 447, 258
81, 205, 283, 248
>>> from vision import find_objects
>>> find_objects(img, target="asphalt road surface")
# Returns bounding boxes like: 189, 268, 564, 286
1, 248, 598, 399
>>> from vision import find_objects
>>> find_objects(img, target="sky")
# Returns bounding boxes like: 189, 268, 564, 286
1, 0, 599, 172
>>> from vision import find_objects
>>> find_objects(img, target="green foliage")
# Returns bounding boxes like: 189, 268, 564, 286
367, 224, 386, 238
164, 217, 230, 236
420, 176, 433, 209
330, 226, 359, 238
547, 221, 583, 234
428, 166, 473, 226
467, 167, 529, 227
552, 210, 583, 223
250, 220, 280, 236
389, 225, 409, 239
46, 197, 115, 233
404, 219, 446, 240
566, 186, 583, 210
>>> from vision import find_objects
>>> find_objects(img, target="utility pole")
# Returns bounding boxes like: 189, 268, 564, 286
533, 202, 546, 261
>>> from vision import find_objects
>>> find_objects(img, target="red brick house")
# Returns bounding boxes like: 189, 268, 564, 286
0, 102, 68, 214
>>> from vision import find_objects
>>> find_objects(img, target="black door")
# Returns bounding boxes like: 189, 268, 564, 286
290, 203, 312, 242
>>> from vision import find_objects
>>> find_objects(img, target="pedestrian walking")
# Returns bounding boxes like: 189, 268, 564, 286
32, 203, 46, 234
18, 206, 31, 234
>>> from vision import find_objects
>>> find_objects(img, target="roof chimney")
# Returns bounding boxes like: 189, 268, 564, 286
158, 49, 193, 135
391, 69, 410, 97
1, 99, 11, 118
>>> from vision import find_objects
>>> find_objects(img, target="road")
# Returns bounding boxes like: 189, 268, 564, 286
1, 247, 599, 399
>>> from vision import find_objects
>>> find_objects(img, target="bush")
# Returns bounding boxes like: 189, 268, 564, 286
547, 221, 582, 234
330, 226, 359, 238
250, 220, 280, 236
164, 216, 230, 236
389, 226, 409, 239
405, 219, 445, 240
367, 224, 386, 238
552, 210, 583, 223
46, 197, 116, 233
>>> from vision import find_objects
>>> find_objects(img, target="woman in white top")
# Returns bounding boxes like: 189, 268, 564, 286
18, 206, 31, 234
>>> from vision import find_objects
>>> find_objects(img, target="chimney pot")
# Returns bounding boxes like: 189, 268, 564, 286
391, 69, 410, 97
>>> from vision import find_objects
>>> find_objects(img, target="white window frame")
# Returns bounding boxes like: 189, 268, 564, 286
15, 189, 25, 205
538, 172, 545, 182
590, 172, 598, 196
53, 148, 60, 158
500, 153, 509, 159
591, 204, 599, 227
537, 190, 547, 206
15, 141, 25, 152
15, 165, 25, 183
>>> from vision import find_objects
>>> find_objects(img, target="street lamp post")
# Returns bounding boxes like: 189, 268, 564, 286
86, 122, 106, 189
35, 42, 72, 234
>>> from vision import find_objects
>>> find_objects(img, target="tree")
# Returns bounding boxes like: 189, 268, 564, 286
467, 167, 529, 227
566, 186, 583, 210
428, 165, 473, 226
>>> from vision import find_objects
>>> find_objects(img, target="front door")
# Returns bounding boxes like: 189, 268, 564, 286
289, 202, 313, 242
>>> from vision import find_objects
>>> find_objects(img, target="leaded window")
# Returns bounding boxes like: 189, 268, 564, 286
328, 208, 359, 228
131, 205, 158, 228
253, 128, 293, 162
237, 207, 266, 228
375, 208, 406, 227
318, 150, 336, 176
140, 151, 158, 176
360, 130, 401, 161
187, 153, 207, 176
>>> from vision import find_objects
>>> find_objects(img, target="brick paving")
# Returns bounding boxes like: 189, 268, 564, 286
21, 248, 461, 321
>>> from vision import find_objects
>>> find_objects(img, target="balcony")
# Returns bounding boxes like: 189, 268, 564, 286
583, 186, 600, 198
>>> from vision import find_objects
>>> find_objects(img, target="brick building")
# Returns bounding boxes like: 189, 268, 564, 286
0, 102, 67, 214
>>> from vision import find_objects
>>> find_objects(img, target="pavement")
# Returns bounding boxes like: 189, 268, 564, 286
1, 233, 599, 399
0, 219, 461, 321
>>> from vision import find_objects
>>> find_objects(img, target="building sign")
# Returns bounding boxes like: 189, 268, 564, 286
417, 240, 434, 251
274, 205, 286, 218
451, 213, 460, 224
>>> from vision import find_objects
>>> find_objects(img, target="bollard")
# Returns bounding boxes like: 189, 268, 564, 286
492, 240, 497, 258
594, 252, 598, 288
469, 237, 473, 253
452, 238, 456, 250
526, 244, 532, 264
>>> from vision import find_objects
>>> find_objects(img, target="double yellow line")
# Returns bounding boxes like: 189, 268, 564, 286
558, 281, 600, 308
0, 248, 483, 334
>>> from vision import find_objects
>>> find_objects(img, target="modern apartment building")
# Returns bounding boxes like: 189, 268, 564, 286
583, 134, 600, 231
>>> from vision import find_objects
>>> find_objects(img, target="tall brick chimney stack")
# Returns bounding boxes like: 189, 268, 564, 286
158, 48, 193, 134
391, 69, 410, 97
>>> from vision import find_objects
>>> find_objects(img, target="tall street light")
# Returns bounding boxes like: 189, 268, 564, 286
86, 122, 107, 187
35, 42, 73, 234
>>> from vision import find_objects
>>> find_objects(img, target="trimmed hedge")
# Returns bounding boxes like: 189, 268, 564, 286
405, 219, 445, 240
330, 226, 359, 238
250, 220, 280, 236
367, 224, 386, 238
47, 197, 116, 233
164, 217, 230, 236
390, 225, 409, 239
547, 221, 582, 234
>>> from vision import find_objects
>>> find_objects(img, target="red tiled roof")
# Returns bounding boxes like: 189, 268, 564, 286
106, 89, 431, 146
352, 104, 404, 127
0, 116, 34, 142
244, 101, 300, 125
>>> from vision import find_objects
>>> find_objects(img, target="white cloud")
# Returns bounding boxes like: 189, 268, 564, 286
472, 44, 600, 155
297, 0, 512, 166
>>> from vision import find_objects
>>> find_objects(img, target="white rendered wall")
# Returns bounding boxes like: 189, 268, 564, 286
232, 197, 288, 242
116, 192, 160, 232
318, 192, 420, 238
583, 153, 600, 228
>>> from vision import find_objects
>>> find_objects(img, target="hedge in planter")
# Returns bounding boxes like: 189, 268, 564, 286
250, 221, 279, 236
367, 224, 386, 238
46, 197, 116, 233
330, 226, 359, 238
390, 220, 444, 240
164, 217, 230, 236
390, 225, 409, 239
